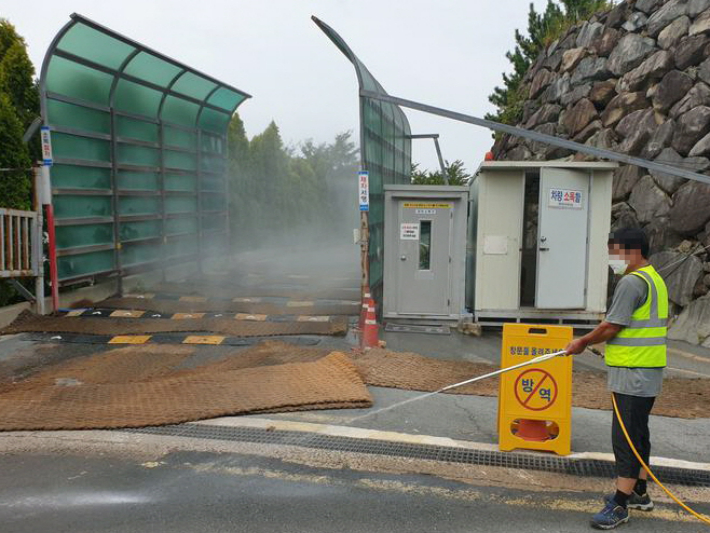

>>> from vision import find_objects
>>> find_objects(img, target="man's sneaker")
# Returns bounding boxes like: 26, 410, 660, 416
604, 491, 654, 511
590, 501, 629, 530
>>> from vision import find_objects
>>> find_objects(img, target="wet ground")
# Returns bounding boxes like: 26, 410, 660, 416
1, 244, 709, 532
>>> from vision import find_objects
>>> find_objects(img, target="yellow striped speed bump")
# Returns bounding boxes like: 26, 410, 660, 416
108, 335, 152, 344
235, 313, 268, 321
172, 312, 206, 320
179, 296, 208, 303
182, 335, 225, 345
109, 310, 145, 318
297, 315, 331, 322
66, 310, 85, 317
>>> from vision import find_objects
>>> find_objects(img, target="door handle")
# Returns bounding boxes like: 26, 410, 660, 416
400, 255, 407, 261
539, 247, 549, 251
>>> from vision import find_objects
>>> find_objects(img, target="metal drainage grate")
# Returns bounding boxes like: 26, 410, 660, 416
126, 424, 710, 487
385, 324, 451, 335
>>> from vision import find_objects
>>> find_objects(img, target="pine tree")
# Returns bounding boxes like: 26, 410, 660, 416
486, 1, 611, 127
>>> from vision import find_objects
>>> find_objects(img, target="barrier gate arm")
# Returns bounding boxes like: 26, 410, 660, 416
360, 90, 710, 187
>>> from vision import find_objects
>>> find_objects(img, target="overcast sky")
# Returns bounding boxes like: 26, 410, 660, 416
5, 0, 547, 173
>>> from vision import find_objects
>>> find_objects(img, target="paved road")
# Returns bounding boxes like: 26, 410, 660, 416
0, 439, 707, 533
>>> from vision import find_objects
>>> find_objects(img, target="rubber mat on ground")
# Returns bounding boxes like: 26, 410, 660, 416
0, 346, 371, 431
2, 312, 348, 337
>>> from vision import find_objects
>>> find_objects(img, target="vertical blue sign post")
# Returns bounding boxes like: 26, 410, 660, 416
40, 126, 53, 166
358, 171, 369, 211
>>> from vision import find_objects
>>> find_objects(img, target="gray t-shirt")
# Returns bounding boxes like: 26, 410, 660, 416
605, 273, 664, 397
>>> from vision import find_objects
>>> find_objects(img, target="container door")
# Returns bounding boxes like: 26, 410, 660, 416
396, 200, 454, 315
536, 168, 589, 309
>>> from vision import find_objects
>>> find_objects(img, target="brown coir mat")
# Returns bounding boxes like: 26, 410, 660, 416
98, 297, 359, 316
0, 346, 371, 431
2, 311, 347, 337
353, 349, 710, 420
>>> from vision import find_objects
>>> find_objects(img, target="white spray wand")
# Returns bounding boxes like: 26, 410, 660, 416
349, 349, 568, 422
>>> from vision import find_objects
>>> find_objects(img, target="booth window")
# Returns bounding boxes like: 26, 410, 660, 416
419, 220, 431, 270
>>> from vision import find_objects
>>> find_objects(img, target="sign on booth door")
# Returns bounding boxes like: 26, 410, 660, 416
535, 168, 589, 310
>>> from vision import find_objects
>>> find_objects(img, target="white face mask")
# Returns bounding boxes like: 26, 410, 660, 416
608, 255, 628, 275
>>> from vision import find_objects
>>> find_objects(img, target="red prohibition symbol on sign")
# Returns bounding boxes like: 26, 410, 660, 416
514, 368, 558, 411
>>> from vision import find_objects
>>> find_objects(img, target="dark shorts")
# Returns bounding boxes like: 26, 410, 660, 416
612, 392, 656, 479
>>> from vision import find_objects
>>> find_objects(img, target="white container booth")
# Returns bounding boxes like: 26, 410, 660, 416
468, 161, 616, 327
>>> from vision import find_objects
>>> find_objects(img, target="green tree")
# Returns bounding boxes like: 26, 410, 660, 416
486, 1, 612, 128
411, 160, 472, 186
0, 18, 38, 209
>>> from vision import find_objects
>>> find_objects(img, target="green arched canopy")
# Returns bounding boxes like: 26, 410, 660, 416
40, 13, 250, 284
313, 17, 411, 292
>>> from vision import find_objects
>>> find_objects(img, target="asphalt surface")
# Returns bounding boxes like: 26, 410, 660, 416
1, 444, 707, 533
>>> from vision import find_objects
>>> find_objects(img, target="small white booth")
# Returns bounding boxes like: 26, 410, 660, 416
469, 161, 616, 327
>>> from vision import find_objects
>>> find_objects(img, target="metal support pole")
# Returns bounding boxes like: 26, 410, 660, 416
32, 166, 45, 314
41, 165, 59, 312
365, 90, 710, 186
109, 108, 123, 295
433, 137, 447, 185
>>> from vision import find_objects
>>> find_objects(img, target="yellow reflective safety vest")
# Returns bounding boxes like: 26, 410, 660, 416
606, 264, 668, 368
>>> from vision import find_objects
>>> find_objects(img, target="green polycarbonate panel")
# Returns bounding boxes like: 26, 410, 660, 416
165, 196, 196, 214
117, 170, 159, 191
56, 223, 114, 249
58, 22, 135, 70
123, 52, 183, 86
198, 107, 229, 133
52, 131, 110, 162
118, 143, 160, 167
162, 96, 199, 126
201, 155, 225, 174
201, 176, 223, 192
120, 242, 161, 266
114, 79, 162, 117
118, 195, 159, 215
46, 56, 113, 105
120, 220, 161, 241
202, 214, 226, 231
47, 98, 110, 134
165, 173, 196, 192
166, 235, 197, 257
116, 116, 159, 143
201, 133, 224, 154
54, 195, 112, 219
207, 88, 246, 111
165, 217, 197, 235
171, 71, 216, 100
165, 149, 196, 170
51, 164, 111, 189
202, 194, 226, 211
164, 126, 196, 150
58, 250, 115, 279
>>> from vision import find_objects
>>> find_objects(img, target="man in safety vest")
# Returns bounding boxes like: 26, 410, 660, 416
565, 228, 667, 530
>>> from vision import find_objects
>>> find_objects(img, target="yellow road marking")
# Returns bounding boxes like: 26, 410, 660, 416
179, 296, 208, 303
108, 335, 151, 344
172, 312, 206, 320
232, 297, 262, 303
235, 313, 267, 321
109, 310, 145, 318
65, 310, 85, 317
182, 335, 225, 345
